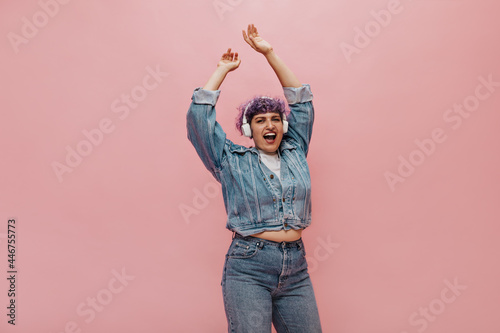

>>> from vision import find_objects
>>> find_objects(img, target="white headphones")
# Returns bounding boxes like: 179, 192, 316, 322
241, 96, 288, 138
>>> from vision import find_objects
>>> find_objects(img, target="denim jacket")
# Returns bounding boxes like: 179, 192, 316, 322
186, 84, 314, 236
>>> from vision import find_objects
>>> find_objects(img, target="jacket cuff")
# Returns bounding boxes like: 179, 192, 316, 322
283, 84, 313, 104
192, 88, 221, 106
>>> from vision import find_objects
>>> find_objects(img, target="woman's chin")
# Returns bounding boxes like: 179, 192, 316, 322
255, 140, 281, 152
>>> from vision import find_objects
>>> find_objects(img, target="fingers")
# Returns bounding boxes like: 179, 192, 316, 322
222, 48, 234, 60
242, 29, 252, 44
252, 24, 258, 36
249, 23, 259, 37
221, 48, 230, 59
248, 24, 254, 39
221, 48, 239, 62
242, 26, 257, 50
245, 24, 255, 40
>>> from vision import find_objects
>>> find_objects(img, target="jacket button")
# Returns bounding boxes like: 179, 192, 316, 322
263, 177, 266, 181
270, 174, 274, 179
284, 223, 288, 227
293, 197, 295, 200
273, 198, 276, 202
282, 198, 285, 202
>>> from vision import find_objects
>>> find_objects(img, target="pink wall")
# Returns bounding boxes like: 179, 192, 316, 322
1, 0, 499, 332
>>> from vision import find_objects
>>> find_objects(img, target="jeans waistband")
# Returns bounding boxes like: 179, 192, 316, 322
232, 232, 303, 249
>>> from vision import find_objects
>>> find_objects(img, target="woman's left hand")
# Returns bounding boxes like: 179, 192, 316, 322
242, 24, 273, 55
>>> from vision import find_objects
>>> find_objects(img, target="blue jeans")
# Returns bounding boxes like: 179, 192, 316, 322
221, 232, 322, 332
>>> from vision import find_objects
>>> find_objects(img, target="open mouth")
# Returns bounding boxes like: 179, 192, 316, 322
263, 133, 277, 144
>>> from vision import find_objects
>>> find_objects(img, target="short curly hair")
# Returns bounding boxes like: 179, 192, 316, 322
235, 95, 288, 136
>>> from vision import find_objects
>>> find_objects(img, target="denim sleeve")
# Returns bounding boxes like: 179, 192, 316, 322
283, 84, 314, 156
186, 88, 227, 180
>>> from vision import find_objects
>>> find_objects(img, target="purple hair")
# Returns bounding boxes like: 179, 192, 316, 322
235, 95, 288, 136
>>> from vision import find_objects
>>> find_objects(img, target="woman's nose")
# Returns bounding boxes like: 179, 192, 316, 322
265, 120, 275, 128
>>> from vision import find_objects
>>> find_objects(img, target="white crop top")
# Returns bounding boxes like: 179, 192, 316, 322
257, 148, 281, 181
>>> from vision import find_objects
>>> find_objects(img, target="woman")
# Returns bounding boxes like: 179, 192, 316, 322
186, 24, 322, 332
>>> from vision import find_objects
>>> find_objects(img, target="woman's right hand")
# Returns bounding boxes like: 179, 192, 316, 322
217, 48, 241, 72
203, 48, 241, 90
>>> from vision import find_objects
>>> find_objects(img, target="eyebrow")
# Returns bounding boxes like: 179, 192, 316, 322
254, 115, 281, 120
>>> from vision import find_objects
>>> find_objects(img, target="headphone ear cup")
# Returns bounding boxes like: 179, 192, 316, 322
242, 123, 252, 137
282, 120, 288, 134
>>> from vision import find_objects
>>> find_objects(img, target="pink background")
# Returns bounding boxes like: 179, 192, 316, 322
1, 0, 499, 332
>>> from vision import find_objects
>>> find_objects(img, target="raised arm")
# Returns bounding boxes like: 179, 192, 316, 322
242, 24, 314, 155
203, 48, 241, 90
242, 24, 301, 88
186, 49, 241, 180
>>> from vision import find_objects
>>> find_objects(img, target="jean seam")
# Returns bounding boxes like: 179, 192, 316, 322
222, 285, 235, 332
272, 303, 291, 333
221, 257, 236, 333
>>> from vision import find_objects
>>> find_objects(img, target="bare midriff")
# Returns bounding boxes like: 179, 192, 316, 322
249, 228, 303, 242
